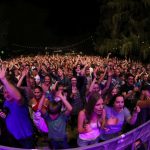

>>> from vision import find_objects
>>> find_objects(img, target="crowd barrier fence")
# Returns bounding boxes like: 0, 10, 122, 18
0, 120, 150, 150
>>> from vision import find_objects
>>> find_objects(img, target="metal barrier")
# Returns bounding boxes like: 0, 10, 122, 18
0, 120, 150, 150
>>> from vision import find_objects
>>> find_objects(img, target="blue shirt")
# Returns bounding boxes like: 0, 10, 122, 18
4, 100, 34, 140
44, 113, 69, 140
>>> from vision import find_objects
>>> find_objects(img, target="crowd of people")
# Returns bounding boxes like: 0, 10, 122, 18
0, 54, 150, 149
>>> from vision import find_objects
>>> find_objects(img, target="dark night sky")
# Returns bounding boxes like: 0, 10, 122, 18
4, 0, 100, 46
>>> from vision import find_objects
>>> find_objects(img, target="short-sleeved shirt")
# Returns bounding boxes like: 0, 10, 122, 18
104, 106, 131, 134
44, 113, 69, 140
4, 100, 34, 140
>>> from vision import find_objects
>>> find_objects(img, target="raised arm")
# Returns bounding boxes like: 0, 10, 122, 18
101, 69, 113, 95
57, 91, 72, 115
51, 81, 58, 91
77, 110, 87, 133
73, 55, 80, 67
0, 66, 22, 103
98, 67, 107, 83
127, 106, 140, 125
88, 77, 97, 93
38, 94, 48, 115
17, 68, 28, 87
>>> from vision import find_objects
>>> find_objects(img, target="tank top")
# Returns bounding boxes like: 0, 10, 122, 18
79, 122, 101, 141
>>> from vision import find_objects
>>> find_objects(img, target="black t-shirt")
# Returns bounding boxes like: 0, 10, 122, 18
121, 84, 139, 111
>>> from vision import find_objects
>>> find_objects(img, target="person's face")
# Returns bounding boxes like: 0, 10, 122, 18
137, 69, 141, 74
71, 78, 77, 86
30, 78, 36, 88
93, 83, 100, 92
58, 69, 63, 77
111, 88, 118, 96
77, 65, 80, 70
114, 96, 124, 112
145, 90, 150, 98
75, 66, 80, 73
127, 76, 134, 85
32, 70, 38, 76
142, 67, 145, 72
58, 85, 64, 93
85, 69, 90, 76
44, 76, 51, 85
115, 69, 120, 76
132, 67, 136, 72
3, 89, 13, 101
143, 75, 148, 81
94, 98, 104, 115
41, 65, 46, 70
68, 70, 73, 78
34, 88, 42, 100
120, 75, 125, 81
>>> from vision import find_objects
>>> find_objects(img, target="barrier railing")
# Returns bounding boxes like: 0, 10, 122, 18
0, 120, 150, 150
73, 120, 150, 150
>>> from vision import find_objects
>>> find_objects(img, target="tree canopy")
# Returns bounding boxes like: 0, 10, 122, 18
95, 0, 150, 62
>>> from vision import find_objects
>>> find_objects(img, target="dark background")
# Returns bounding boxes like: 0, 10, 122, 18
0, 0, 150, 62
2, 0, 100, 46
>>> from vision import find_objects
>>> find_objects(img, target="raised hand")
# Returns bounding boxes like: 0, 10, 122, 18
133, 86, 139, 92
0, 65, 7, 80
55, 90, 64, 100
133, 106, 140, 114
0, 111, 6, 119
21, 68, 28, 77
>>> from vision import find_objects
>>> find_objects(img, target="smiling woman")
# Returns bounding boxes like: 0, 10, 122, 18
77, 91, 105, 147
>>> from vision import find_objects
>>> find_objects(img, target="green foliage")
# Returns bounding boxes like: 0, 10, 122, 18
95, 0, 150, 62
